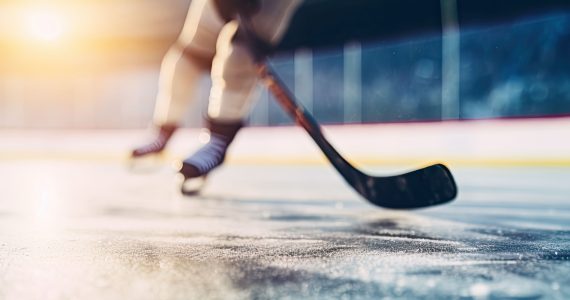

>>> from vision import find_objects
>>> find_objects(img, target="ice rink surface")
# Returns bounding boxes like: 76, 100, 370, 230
0, 121, 569, 299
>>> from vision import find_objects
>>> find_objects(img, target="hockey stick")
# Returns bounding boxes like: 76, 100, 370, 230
238, 17, 458, 209
257, 64, 457, 209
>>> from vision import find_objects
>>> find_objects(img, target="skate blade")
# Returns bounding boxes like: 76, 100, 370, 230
179, 174, 207, 196
128, 153, 165, 173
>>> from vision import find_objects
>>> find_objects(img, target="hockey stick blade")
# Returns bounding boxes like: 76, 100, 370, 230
258, 64, 457, 209
349, 163, 457, 209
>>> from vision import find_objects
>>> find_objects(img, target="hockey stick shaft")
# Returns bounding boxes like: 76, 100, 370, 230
256, 64, 363, 184
234, 15, 375, 199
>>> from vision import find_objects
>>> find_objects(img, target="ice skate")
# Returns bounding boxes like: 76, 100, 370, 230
129, 123, 178, 171
179, 119, 242, 195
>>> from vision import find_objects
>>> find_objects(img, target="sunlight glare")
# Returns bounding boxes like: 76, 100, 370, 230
25, 8, 66, 42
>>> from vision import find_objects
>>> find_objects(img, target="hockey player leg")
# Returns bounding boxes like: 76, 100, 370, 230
130, 0, 224, 171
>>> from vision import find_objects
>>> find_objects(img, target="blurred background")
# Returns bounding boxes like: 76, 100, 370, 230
0, 0, 188, 129
0, 0, 569, 129
1, 3, 569, 299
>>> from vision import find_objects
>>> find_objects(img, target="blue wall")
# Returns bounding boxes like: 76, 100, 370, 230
253, 13, 570, 125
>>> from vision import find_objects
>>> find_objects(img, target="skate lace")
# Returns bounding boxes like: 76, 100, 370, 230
184, 135, 228, 174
